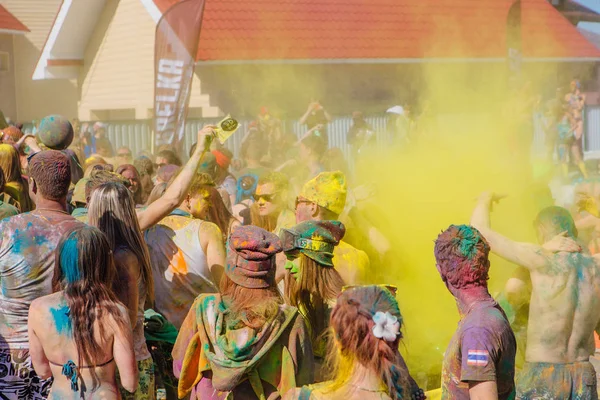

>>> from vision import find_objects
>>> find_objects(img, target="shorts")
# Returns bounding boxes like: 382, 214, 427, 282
118, 357, 156, 400
516, 361, 597, 400
0, 348, 52, 400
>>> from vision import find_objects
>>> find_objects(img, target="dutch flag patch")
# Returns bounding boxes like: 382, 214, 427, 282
467, 350, 489, 366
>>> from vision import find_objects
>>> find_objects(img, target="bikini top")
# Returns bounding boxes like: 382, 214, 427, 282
49, 358, 114, 392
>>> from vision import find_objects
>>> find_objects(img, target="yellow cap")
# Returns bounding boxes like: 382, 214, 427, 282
71, 178, 89, 205
299, 171, 347, 215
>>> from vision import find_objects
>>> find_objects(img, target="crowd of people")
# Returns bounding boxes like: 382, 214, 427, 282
0, 91, 599, 400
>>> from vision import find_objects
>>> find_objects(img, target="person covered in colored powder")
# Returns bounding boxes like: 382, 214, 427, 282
0, 148, 84, 397
0, 166, 19, 219
292, 171, 370, 285
434, 224, 517, 400
471, 192, 600, 399
143, 127, 227, 330
28, 226, 138, 399
251, 171, 296, 235
280, 220, 346, 379
556, 106, 576, 179
0, 143, 34, 212
565, 79, 588, 179
172, 225, 314, 399
284, 285, 425, 400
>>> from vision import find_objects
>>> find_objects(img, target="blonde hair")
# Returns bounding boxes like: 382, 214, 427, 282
0, 144, 21, 182
88, 182, 154, 301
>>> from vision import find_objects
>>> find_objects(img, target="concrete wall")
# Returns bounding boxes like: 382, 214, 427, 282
0, 34, 16, 120
78, 0, 218, 121
1, 0, 78, 122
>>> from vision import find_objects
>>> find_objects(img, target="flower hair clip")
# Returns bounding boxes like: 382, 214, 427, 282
372, 311, 400, 342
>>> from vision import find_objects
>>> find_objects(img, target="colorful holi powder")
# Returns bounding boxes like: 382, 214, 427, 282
50, 304, 72, 336
453, 225, 481, 260
60, 234, 81, 284
354, 64, 542, 387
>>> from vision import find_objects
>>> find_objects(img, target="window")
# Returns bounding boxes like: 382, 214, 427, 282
0, 52, 9, 72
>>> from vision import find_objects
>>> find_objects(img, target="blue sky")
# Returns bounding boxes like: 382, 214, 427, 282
577, 0, 600, 32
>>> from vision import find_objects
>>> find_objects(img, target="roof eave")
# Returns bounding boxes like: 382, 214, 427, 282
0, 28, 28, 35
195, 56, 600, 66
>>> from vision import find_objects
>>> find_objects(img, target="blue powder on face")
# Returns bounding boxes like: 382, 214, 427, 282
50, 304, 72, 336
60, 234, 81, 284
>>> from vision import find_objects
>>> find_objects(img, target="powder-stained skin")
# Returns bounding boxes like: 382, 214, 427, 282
471, 193, 600, 398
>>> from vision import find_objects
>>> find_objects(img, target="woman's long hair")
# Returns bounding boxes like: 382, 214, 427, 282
88, 182, 154, 302
284, 255, 344, 340
250, 203, 278, 232
192, 182, 237, 241
219, 274, 282, 330
322, 285, 410, 400
0, 144, 22, 182
52, 226, 129, 391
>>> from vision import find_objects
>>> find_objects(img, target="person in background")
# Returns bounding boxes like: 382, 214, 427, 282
29, 226, 138, 398
0, 149, 84, 397
211, 148, 237, 207
298, 129, 327, 180
0, 143, 34, 212
251, 171, 295, 235
96, 136, 115, 160
300, 99, 332, 142
435, 224, 516, 399
190, 173, 241, 242
293, 171, 370, 285
237, 139, 270, 179
173, 226, 313, 400
1, 125, 23, 145
70, 177, 89, 218
233, 173, 258, 225
566, 79, 588, 179
156, 164, 179, 186
347, 111, 370, 147
116, 146, 133, 167
284, 285, 425, 400
155, 149, 182, 169
197, 152, 234, 212
134, 156, 154, 204
281, 220, 345, 381
0, 167, 19, 219
116, 164, 144, 206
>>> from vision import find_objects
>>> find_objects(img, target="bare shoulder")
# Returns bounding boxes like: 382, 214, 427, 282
200, 221, 223, 240
30, 292, 63, 311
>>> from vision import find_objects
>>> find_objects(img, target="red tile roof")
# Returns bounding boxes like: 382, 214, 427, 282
0, 5, 28, 33
154, 0, 600, 62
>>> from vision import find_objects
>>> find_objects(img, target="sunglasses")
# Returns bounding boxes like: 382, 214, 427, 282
256, 193, 278, 202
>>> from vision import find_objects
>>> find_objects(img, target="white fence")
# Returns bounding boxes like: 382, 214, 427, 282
93, 105, 600, 162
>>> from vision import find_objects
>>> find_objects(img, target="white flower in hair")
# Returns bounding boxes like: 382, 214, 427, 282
372, 311, 400, 342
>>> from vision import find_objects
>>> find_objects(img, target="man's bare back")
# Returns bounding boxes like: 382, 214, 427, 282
471, 194, 600, 398
527, 252, 600, 363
